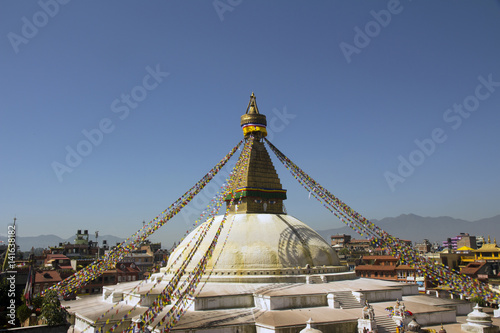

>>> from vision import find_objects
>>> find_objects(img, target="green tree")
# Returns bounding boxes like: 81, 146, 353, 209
339, 248, 350, 256
32, 295, 43, 310
41, 290, 67, 326
0, 277, 9, 309
470, 296, 487, 307
17, 304, 32, 324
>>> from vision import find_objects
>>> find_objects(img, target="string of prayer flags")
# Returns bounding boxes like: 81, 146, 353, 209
265, 138, 498, 303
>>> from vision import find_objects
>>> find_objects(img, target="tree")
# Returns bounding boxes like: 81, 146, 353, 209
0, 277, 9, 309
17, 304, 31, 324
41, 290, 67, 326
32, 295, 43, 310
470, 296, 487, 307
340, 248, 350, 256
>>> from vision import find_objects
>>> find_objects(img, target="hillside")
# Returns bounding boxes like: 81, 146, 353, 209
3, 214, 499, 251
316, 214, 500, 244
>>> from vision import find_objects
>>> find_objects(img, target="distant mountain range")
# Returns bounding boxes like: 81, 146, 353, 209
0, 234, 125, 252
3, 214, 499, 252
316, 214, 500, 244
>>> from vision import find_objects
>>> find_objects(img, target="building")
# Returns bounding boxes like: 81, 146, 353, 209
471, 241, 500, 261
44, 254, 72, 270
442, 232, 476, 252
33, 270, 62, 294
47, 230, 100, 258
64, 94, 475, 333
348, 238, 372, 252
330, 234, 351, 248
122, 241, 158, 278
355, 255, 418, 283
459, 240, 500, 288
422, 250, 463, 274
457, 246, 474, 255
77, 262, 141, 295
459, 240, 500, 265
105, 240, 168, 279
415, 239, 432, 253
153, 248, 169, 266
457, 234, 477, 250
330, 235, 381, 252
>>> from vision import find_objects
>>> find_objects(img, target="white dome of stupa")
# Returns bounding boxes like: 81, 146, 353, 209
165, 213, 340, 276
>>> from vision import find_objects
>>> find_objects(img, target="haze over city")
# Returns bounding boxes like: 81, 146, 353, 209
1, 1, 500, 248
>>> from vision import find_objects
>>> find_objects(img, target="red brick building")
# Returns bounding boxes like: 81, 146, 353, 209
355, 255, 417, 283
44, 254, 72, 270
33, 270, 62, 294
79, 262, 141, 295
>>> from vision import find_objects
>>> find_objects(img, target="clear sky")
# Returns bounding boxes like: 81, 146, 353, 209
1, 1, 499, 247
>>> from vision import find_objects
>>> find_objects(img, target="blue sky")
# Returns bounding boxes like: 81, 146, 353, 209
1, 1, 499, 247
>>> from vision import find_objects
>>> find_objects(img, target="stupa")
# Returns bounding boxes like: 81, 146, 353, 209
461, 304, 499, 332
65, 94, 474, 333
162, 92, 344, 282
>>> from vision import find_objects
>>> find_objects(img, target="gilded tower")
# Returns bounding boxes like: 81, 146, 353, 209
226, 93, 287, 214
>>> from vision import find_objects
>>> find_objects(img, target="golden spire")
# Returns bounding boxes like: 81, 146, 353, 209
226, 93, 287, 214
488, 235, 491, 244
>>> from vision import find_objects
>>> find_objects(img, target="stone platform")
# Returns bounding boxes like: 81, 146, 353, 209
63, 277, 475, 333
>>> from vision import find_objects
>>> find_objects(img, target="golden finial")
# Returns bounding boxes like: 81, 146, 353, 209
245, 92, 260, 114
241, 92, 267, 138
488, 235, 491, 244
